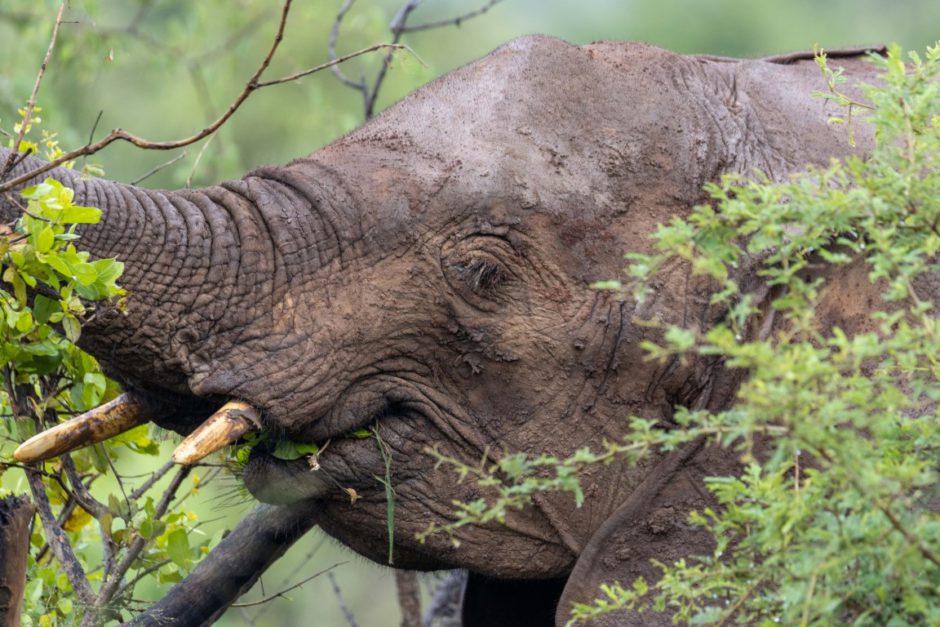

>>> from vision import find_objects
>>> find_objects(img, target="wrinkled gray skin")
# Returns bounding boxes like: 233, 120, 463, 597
1, 38, 887, 625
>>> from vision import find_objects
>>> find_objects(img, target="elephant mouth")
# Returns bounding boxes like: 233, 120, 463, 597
240, 394, 413, 506
241, 448, 332, 505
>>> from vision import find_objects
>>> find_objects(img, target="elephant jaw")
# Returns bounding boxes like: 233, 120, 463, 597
241, 449, 333, 505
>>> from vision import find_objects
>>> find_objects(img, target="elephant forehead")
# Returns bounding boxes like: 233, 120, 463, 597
327, 36, 726, 219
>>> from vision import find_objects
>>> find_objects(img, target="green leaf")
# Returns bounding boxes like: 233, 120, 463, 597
166, 529, 191, 568
59, 205, 101, 224
35, 226, 54, 253
32, 295, 60, 324
271, 439, 320, 460
71, 262, 97, 286
61, 315, 80, 342
15, 310, 33, 333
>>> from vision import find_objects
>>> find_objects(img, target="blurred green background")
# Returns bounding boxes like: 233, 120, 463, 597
1, 1, 938, 624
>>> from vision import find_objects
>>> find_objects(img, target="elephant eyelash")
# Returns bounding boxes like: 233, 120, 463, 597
452, 257, 508, 292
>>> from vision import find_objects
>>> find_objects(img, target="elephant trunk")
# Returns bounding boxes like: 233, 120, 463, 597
2, 148, 352, 465
0, 149, 343, 389
1, 148, 237, 391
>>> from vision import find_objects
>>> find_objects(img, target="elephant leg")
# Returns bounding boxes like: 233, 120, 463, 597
461, 572, 567, 627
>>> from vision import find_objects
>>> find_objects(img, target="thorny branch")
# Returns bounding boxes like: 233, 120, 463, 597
329, 0, 505, 120
0, 0, 403, 194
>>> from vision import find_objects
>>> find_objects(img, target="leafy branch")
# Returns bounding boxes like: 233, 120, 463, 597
0, 0, 408, 195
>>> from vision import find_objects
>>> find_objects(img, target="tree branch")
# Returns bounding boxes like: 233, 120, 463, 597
364, 0, 422, 120
26, 469, 94, 606
329, 0, 369, 94
0, 0, 66, 178
130, 152, 188, 186
253, 43, 406, 88
0, 0, 401, 194
399, 0, 504, 33
128, 461, 175, 501
329, 571, 361, 627
395, 570, 422, 627
61, 454, 109, 519
0, 495, 36, 626
129, 500, 319, 626
83, 466, 191, 625
330, 0, 503, 120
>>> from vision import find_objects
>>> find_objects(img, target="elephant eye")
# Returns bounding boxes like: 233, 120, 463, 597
442, 233, 521, 308
450, 256, 508, 293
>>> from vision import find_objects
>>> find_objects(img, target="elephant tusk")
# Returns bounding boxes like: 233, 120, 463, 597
13, 393, 151, 464
171, 401, 261, 466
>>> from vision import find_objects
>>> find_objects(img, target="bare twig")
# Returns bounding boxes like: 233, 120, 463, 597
364, 0, 422, 119
0, 0, 401, 194
329, 0, 369, 94
399, 0, 504, 32
328, 571, 361, 627
1, 1, 67, 178
231, 562, 345, 608
253, 43, 407, 88
186, 136, 215, 189
86, 110, 104, 147
248, 534, 330, 623
26, 469, 94, 605
131, 151, 188, 186
80, 109, 104, 170
330, 0, 500, 120
129, 461, 175, 501
6, 147, 34, 174
116, 559, 171, 598
60, 454, 109, 519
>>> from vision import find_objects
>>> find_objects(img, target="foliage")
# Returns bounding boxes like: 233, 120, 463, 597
432, 44, 940, 625
0, 114, 214, 625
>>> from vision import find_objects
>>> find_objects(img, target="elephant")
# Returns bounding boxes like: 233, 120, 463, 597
1, 36, 894, 625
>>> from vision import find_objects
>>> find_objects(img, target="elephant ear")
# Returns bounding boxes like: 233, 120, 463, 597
555, 440, 741, 627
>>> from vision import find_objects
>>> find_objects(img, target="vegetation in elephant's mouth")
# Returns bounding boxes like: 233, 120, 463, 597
232, 423, 399, 564
230, 425, 375, 467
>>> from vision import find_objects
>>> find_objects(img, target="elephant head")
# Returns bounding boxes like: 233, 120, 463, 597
3, 37, 885, 625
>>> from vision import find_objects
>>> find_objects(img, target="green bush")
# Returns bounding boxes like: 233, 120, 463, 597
433, 44, 940, 626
